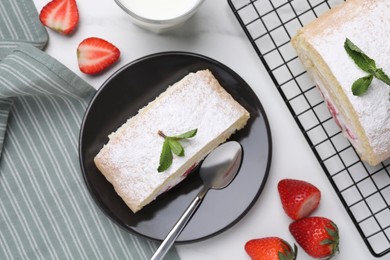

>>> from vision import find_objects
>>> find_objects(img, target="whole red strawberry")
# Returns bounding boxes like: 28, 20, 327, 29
245, 237, 297, 260
289, 217, 339, 259
278, 179, 321, 220
39, 0, 79, 35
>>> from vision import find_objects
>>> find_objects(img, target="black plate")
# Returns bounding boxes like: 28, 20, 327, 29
79, 52, 272, 243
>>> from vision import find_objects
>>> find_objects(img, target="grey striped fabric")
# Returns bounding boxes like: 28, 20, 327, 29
0, 45, 181, 260
0, 1, 181, 259
0, 0, 47, 60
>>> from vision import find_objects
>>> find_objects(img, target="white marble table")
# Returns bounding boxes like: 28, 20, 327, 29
32, 0, 378, 259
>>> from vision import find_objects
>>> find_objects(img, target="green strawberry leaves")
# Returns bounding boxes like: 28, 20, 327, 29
157, 129, 197, 172
278, 242, 298, 260
344, 38, 390, 96
320, 221, 340, 259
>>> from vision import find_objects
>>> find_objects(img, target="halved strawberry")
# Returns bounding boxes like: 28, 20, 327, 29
278, 179, 321, 220
245, 237, 297, 260
289, 217, 339, 259
39, 0, 79, 35
77, 37, 120, 75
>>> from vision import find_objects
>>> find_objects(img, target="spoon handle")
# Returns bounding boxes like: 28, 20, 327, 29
151, 195, 203, 260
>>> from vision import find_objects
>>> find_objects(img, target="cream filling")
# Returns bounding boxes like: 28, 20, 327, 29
310, 69, 362, 153
155, 163, 197, 197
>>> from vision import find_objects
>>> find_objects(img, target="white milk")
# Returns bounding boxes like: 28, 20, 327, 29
119, 0, 202, 20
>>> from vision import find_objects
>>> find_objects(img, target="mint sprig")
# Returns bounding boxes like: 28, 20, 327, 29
344, 38, 390, 96
157, 129, 197, 172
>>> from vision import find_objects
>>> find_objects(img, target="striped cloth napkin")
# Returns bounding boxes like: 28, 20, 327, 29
0, 0, 47, 59
0, 1, 181, 259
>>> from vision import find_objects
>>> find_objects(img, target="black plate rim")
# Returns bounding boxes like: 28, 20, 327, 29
78, 51, 273, 243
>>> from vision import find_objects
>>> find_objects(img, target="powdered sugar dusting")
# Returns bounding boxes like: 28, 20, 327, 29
94, 70, 249, 212
310, 0, 390, 156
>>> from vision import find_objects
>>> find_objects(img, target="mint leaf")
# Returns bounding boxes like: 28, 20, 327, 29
344, 38, 376, 73
171, 129, 197, 139
168, 139, 184, 157
157, 129, 198, 172
374, 68, 390, 85
344, 38, 390, 96
157, 140, 172, 172
352, 74, 373, 96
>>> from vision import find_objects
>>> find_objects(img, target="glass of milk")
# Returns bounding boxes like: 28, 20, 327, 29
114, 0, 205, 33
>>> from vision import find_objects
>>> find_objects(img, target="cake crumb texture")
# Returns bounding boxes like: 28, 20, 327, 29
292, 0, 390, 165
94, 69, 250, 212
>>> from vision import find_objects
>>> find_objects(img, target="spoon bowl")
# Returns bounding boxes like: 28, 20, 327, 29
202, 142, 242, 187
196, 141, 243, 199
151, 141, 243, 260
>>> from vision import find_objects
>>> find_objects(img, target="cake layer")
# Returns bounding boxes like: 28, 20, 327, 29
292, 0, 390, 165
94, 69, 250, 213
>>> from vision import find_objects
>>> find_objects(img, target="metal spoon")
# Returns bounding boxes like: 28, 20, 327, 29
151, 141, 243, 260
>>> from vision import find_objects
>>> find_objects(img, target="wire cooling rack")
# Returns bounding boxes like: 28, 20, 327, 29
228, 0, 390, 257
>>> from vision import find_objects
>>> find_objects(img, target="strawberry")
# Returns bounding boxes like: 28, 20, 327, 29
245, 237, 297, 260
77, 37, 120, 75
289, 217, 339, 259
39, 0, 79, 35
277, 179, 321, 220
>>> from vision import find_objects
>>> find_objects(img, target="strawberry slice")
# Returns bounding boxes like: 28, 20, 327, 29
77, 37, 120, 75
278, 179, 321, 220
39, 0, 79, 35
245, 237, 297, 260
